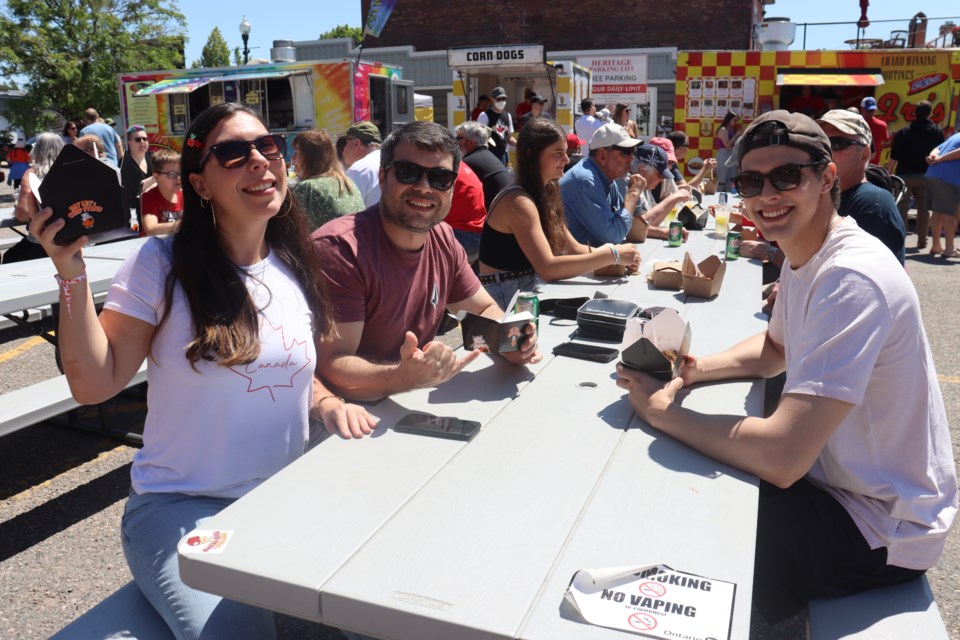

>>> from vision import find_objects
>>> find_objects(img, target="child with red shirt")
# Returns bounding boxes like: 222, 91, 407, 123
141, 148, 183, 236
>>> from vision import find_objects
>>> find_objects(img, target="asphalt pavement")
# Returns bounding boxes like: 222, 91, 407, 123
1, 176, 958, 638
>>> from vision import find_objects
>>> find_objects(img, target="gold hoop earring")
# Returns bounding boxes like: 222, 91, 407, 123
200, 198, 209, 209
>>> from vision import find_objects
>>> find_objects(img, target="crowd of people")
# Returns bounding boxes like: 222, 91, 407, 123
4, 85, 957, 638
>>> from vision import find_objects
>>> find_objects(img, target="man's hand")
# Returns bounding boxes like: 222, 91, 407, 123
626, 172, 647, 196
739, 239, 772, 260
397, 331, 480, 389
616, 365, 684, 427
500, 321, 543, 366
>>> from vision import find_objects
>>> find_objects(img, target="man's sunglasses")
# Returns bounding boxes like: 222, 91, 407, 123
828, 136, 865, 152
609, 146, 634, 157
385, 160, 457, 191
198, 133, 286, 170
732, 162, 824, 198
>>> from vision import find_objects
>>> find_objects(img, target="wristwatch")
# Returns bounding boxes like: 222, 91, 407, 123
767, 246, 779, 263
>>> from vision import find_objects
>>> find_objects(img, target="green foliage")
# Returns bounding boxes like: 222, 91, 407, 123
193, 26, 231, 69
319, 24, 362, 46
233, 46, 243, 67
0, 0, 186, 133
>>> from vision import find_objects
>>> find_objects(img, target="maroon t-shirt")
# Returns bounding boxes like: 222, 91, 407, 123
313, 205, 481, 362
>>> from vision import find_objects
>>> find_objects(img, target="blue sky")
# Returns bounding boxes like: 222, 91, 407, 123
180, 1, 959, 63
183, 1, 362, 65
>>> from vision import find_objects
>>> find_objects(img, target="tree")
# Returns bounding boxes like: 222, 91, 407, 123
0, 0, 186, 134
319, 24, 362, 46
233, 47, 243, 67
192, 26, 231, 69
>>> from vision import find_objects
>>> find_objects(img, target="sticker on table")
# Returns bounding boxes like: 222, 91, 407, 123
563, 564, 736, 640
178, 529, 234, 555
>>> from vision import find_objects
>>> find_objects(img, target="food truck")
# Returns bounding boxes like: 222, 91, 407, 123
674, 48, 960, 175
118, 58, 415, 151
447, 44, 591, 138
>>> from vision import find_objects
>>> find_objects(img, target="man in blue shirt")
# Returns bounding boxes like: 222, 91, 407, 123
816, 110, 905, 264
559, 124, 644, 246
79, 108, 123, 167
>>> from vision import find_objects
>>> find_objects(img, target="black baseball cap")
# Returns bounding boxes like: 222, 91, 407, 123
634, 144, 672, 178
737, 110, 831, 168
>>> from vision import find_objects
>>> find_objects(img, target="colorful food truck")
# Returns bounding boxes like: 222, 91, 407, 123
447, 44, 591, 138
118, 58, 415, 151
674, 48, 960, 174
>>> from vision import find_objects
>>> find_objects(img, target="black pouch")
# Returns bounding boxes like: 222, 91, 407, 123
540, 297, 590, 320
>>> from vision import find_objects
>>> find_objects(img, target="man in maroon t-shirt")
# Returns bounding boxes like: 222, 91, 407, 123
313, 121, 541, 401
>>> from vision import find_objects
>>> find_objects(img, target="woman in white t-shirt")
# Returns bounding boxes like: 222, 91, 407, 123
30, 103, 376, 639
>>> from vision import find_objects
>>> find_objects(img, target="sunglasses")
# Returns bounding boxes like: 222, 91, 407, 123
132, 137, 149, 143
828, 136, 865, 152
198, 133, 286, 170
154, 170, 180, 180
608, 146, 634, 157
732, 162, 824, 198
385, 160, 457, 191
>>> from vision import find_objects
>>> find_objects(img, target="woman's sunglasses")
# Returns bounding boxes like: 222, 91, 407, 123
198, 133, 286, 170
732, 162, 823, 198
385, 160, 457, 191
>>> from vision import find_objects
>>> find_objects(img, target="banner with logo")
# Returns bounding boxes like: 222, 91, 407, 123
364, 0, 399, 38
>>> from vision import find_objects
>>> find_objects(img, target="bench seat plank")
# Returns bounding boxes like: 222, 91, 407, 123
808, 575, 947, 640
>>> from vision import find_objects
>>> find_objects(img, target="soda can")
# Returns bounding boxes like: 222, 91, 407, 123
668, 220, 683, 246
718, 191, 729, 206
725, 230, 742, 260
514, 291, 540, 332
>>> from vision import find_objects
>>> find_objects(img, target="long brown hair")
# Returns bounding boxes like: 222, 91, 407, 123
515, 117, 566, 254
160, 102, 334, 369
612, 103, 631, 126
293, 129, 354, 196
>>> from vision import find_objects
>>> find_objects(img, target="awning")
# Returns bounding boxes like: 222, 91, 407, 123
207, 69, 309, 83
134, 70, 309, 96
776, 70, 885, 87
134, 76, 217, 96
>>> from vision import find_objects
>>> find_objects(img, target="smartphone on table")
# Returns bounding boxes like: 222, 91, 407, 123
392, 413, 482, 441
552, 342, 620, 363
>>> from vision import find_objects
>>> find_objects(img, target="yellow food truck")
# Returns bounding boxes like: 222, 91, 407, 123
674, 48, 960, 175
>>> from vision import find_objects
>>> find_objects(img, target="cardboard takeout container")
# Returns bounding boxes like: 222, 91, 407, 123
620, 308, 691, 380
650, 261, 683, 290
682, 253, 726, 298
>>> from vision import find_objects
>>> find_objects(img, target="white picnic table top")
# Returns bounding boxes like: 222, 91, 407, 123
178, 207, 768, 640
0, 236, 147, 316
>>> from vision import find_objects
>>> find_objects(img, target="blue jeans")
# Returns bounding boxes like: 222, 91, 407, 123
483, 272, 542, 311
121, 490, 277, 640
453, 229, 482, 262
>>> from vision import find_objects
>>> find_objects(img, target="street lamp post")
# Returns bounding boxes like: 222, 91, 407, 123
239, 16, 251, 65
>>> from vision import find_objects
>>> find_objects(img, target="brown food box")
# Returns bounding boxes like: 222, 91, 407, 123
619, 308, 692, 380
730, 223, 758, 241
650, 261, 683, 290
681, 253, 726, 298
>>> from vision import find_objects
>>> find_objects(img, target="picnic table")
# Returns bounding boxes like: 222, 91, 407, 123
177, 205, 768, 639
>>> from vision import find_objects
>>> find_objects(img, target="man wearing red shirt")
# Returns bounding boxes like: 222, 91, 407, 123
860, 97, 889, 165
445, 162, 487, 261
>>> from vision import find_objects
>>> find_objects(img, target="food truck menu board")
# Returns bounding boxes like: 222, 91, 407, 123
686, 77, 757, 119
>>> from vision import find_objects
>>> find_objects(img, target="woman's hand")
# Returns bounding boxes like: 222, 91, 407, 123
28, 207, 88, 278
314, 396, 379, 439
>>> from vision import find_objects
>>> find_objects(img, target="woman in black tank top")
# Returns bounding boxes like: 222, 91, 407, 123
477, 118, 641, 309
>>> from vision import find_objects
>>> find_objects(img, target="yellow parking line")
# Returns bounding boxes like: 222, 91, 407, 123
0, 335, 47, 365
939, 375, 960, 384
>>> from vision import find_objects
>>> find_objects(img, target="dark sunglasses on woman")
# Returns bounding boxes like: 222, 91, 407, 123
385, 160, 458, 191
732, 162, 823, 198
198, 134, 286, 170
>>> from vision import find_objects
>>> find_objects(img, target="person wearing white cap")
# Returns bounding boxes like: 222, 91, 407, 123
858, 96, 889, 165
559, 123, 645, 246
816, 109, 905, 264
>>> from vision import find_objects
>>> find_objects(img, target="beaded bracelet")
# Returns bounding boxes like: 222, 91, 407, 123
54, 272, 87, 318
608, 244, 621, 265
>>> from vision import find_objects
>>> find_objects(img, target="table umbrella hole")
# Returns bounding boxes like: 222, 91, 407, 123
577, 381, 599, 389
